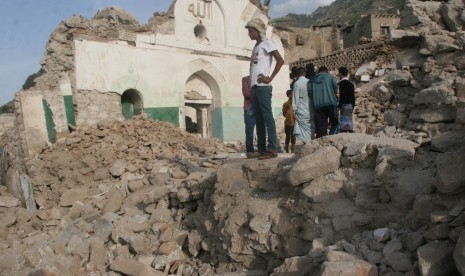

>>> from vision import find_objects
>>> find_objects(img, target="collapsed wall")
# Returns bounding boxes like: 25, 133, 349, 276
0, 0, 465, 275
0, 117, 463, 275
15, 8, 152, 160
13, 0, 290, 160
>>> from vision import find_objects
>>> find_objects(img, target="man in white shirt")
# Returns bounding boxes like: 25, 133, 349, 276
245, 17, 284, 159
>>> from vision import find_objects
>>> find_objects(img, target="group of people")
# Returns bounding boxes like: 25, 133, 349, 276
242, 17, 355, 159
282, 64, 355, 152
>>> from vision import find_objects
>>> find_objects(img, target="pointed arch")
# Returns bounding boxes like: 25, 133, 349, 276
177, 58, 228, 139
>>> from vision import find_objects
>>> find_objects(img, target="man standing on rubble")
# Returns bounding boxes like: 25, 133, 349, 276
308, 66, 340, 138
245, 17, 284, 160
292, 66, 314, 144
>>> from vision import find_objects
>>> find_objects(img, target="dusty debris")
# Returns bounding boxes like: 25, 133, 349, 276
0, 0, 465, 275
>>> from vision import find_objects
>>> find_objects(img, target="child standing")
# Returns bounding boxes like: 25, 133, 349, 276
282, 90, 296, 153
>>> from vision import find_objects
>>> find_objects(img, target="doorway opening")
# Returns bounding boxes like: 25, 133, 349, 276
184, 73, 213, 138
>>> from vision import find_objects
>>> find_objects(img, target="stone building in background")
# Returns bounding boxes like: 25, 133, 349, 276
276, 13, 399, 64
15, 0, 290, 157
277, 25, 342, 64
342, 13, 400, 48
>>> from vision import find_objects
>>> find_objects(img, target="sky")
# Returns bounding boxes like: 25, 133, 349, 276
0, 0, 334, 106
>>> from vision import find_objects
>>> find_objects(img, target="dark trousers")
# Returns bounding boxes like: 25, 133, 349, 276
315, 105, 340, 138
244, 110, 256, 152
284, 125, 296, 147
251, 85, 277, 152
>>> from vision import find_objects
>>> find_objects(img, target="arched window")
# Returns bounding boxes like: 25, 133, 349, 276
121, 89, 143, 119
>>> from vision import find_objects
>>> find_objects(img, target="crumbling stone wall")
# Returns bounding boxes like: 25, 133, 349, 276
1, 114, 464, 275
0, 115, 14, 137
342, 14, 400, 49
74, 90, 125, 127
292, 41, 394, 72
280, 25, 342, 64
365, 14, 400, 41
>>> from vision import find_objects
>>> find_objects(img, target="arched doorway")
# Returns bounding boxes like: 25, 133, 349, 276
184, 73, 214, 138
121, 89, 143, 119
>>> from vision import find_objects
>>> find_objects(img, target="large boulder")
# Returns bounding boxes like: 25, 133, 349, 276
388, 30, 422, 48
384, 110, 407, 128
396, 48, 427, 69
435, 147, 465, 194
409, 105, 457, 123
324, 133, 417, 168
417, 241, 457, 276
288, 146, 341, 186
457, 77, 465, 101
321, 251, 376, 274
302, 170, 347, 203
413, 83, 455, 105
454, 231, 465, 275
317, 258, 377, 276
271, 255, 315, 276
431, 131, 465, 152
387, 70, 412, 87
400, 1, 442, 28
439, 0, 465, 32
422, 34, 458, 55
457, 104, 465, 124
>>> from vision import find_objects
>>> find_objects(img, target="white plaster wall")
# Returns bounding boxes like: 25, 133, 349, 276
17, 92, 49, 157
74, 0, 289, 138
173, 0, 266, 51
43, 81, 69, 134
74, 40, 289, 110
175, 0, 225, 47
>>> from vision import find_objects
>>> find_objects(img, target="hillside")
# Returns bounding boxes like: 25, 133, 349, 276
0, 101, 14, 114
272, 0, 406, 27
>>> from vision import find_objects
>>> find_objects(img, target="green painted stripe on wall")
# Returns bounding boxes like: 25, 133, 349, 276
145, 107, 179, 127
63, 95, 76, 127
217, 107, 242, 141
211, 108, 224, 140
219, 107, 283, 141
42, 99, 56, 143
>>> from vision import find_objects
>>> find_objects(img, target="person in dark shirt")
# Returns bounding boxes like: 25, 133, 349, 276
305, 63, 316, 82
338, 66, 355, 133
308, 66, 339, 138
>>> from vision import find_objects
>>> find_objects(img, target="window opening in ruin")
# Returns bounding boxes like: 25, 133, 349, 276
121, 89, 143, 119
194, 21, 210, 44
381, 26, 390, 36
185, 106, 198, 134
296, 34, 305, 46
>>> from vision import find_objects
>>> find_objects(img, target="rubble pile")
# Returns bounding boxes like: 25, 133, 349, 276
0, 0, 465, 275
350, 0, 465, 146
0, 116, 241, 275
209, 132, 465, 275
1, 119, 465, 275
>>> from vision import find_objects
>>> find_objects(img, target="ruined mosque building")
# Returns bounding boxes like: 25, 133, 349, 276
15, 0, 290, 157
13, 0, 400, 158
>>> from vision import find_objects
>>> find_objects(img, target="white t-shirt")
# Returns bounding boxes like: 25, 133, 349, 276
249, 40, 278, 87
